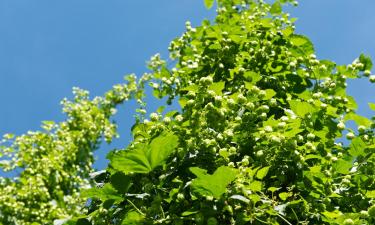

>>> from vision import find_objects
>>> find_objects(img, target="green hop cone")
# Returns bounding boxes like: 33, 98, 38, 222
343, 218, 354, 225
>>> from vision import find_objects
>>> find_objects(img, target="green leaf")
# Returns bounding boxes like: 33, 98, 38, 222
110, 172, 131, 194
366, 190, 375, 198
282, 27, 294, 37
279, 192, 290, 201
208, 81, 225, 95
249, 181, 262, 192
156, 106, 165, 114
268, 187, 280, 193
290, 35, 315, 55
248, 194, 261, 203
110, 144, 151, 173
181, 210, 199, 216
181, 84, 199, 92
359, 53, 373, 70
322, 210, 342, 219
204, 0, 215, 9
290, 35, 308, 46
349, 137, 366, 157
264, 89, 276, 100
369, 103, 375, 111
178, 97, 188, 108
346, 96, 358, 110
148, 132, 178, 168
270, 2, 282, 15
81, 184, 122, 202
256, 166, 270, 180
122, 211, 144, 225
260, 18, 273, 28
243, 71, 261, 83
344, 112, 372, 127
165, 110, 178, 117
110, 131, 179, 173
152, 89, 162, 99
190, 166, 237, 198
288, 100, 315, 117
305, 154, 323, 161
333, 159, 352, 175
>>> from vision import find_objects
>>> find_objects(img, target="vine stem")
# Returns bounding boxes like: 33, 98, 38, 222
277, 213, 293, 225
126, 199, 145, 216
255, 217, 269, 224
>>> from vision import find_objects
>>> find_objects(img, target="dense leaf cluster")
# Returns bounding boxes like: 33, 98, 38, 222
1, 0, 375, 224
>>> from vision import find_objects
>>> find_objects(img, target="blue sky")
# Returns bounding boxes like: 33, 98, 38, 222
0, 0, 374, 170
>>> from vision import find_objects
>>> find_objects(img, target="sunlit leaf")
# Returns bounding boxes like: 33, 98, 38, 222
190, 166, 237, 198
349, 137, 366, 157
249, 181, 262, 192
278, 192, 290, 201
288, 100, 315, 117
121, 211, 144, 225
256, 166, 270, 180
333, 159, 352, 175
208, 81, 225, 95
344, 112, 372, 127
359, 53, 373, 70
204, 0, 215, 9
110, 131, 179, 173
369, 102, 375, 111
270, 2, 282, 15
81, 184, 122, 202
290, 35, 315, 54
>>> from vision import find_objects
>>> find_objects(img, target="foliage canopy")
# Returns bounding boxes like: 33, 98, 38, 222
1, 0, 375, 224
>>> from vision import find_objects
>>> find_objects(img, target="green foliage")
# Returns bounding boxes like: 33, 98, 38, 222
1, 0, 375, 224
204, 0, 215, 9
0, 76, 145, 224
270, 1, 282, 15
109, 131, 178, 173
190, 166, 237, 198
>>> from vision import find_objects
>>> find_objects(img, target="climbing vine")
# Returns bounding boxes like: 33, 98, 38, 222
1, 0, 375, 224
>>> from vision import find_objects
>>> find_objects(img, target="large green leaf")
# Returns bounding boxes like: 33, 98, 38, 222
349, 137, 366, 157
190, 166, 237, 198
243, 71, 262, 83
121, 211, 144, 225
208, 81, 225, 95
81, 184, 122, 202
288, 100, 315, 117
110, 172, 131, 194
110, 131, 179, 173
333, 159, 352, 175
346, 96, 358, 110
290, 35, 315, 55
344, 112, 372, 127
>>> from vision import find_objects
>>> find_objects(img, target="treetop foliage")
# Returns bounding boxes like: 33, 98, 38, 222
1, 0, 375, 224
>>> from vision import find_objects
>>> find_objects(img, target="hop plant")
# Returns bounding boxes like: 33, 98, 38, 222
1, 0, 375, 225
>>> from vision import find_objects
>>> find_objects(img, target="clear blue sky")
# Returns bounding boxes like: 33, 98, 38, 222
0, 0, 374, 170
